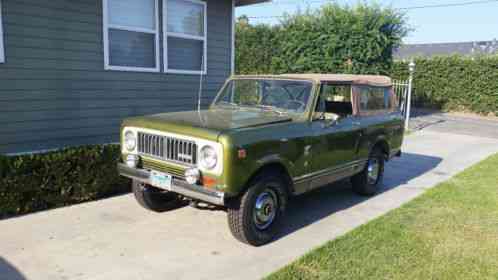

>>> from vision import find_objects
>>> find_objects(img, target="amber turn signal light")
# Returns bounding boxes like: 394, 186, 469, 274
202, 176, 218, 188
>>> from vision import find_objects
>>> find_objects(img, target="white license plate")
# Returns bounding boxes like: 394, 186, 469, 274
150, 170, 172, 190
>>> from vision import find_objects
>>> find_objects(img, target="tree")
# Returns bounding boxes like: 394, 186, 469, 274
236, 3, 409, 75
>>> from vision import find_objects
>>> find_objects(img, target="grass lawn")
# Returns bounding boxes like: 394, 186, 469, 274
266, 153, 498, 280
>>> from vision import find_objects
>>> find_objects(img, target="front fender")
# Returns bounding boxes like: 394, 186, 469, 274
255, 154, 294, 172
218, 122, 310, 197
222, 150, 296, 197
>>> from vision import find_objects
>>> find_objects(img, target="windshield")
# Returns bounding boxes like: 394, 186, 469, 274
213, 79, 313, 114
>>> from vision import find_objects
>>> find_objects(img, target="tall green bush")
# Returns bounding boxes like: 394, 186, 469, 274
235, 3, 408, 75
0, 145, 129, 218
235, 16, 281, 75
392, 56, 498, 115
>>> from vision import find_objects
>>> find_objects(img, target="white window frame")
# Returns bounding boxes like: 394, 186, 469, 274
102, 0, 160, 72
231, 0, 235, 75
163, 0, 207, 75
0, 0, 5, 63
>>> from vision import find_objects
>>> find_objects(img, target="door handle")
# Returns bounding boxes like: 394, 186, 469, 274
352, 121, 361, 126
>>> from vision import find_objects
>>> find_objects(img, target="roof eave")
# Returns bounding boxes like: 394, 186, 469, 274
235, 0, 271, 7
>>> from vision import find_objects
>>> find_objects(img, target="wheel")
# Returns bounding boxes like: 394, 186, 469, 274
351, 147, 385, 196
227, 172, 288, 246
132, 180, 185, 212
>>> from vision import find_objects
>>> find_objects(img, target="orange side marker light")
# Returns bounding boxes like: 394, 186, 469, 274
202, 176, 218, 188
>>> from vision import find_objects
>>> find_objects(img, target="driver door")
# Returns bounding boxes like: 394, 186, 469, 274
309, 83, 362, 190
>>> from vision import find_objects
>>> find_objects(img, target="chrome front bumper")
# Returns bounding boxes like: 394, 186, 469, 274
117, 163, 225, 206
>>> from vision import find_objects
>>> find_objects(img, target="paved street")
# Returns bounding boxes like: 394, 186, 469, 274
1, 114, 498, 280
409, 110, 498, 139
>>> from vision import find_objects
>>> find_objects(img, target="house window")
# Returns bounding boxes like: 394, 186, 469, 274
0, 0, 5, 63
103, 0, 160, 72
163, 0, 207, 74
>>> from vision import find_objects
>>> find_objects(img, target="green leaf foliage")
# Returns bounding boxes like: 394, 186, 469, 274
235, 3, 408, 75
0, 145, 129, 218
392, 56, 498, 115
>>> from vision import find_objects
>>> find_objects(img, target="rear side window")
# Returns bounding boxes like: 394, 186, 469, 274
356, 86, 395, 115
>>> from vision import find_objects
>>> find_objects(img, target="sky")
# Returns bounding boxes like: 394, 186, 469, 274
236, 0, 498, 44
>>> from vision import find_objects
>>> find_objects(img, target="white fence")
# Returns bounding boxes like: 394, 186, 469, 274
393, 79, 412, 129
393, 79, 409, 115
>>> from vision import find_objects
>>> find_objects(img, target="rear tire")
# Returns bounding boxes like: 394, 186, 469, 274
227, 172, 288, 246
132, 180, 185, 212
351, 148, 385, 196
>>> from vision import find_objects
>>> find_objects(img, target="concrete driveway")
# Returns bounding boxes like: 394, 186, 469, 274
2, 115, 498, 280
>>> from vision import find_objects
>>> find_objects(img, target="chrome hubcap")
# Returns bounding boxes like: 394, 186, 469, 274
367, 158, 380, 185
253, 189, 278, 230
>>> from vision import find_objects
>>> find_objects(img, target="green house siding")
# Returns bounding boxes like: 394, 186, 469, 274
0, 0, 232, 154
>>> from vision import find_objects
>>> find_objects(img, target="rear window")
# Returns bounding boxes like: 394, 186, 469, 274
356, 86, 397, 116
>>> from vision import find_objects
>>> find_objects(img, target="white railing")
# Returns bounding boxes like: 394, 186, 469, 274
393, 79, 409, 116
393, 76, 413, 129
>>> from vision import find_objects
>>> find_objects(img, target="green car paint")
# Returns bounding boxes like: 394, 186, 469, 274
120, 75, 404, 200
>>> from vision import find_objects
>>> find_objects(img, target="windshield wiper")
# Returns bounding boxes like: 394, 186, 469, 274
216, 101, 239, 108
254, 105, 286, 115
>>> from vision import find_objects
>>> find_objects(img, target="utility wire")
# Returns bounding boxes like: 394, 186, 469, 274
247, 0, 498, 19
399, 0, 498, 10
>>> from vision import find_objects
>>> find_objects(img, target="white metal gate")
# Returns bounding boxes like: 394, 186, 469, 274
393, 77, 413, 129
393, 79, 409, 115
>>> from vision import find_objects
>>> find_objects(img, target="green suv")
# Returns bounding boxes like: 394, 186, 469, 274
118, 74, 404, 246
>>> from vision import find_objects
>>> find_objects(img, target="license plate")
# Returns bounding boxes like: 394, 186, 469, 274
150, 170, 172, 190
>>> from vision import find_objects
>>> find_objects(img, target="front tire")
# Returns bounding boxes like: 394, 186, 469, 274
227, 172, 288, 246
132, 180, 185, 212
351, 148, 385, 196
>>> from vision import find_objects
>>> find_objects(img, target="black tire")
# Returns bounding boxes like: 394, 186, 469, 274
351, 148, 385, 196
227, 172, 288, 246
132, 180, 185, 212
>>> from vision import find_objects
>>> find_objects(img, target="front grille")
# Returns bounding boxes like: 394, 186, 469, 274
137, 132, 197, 166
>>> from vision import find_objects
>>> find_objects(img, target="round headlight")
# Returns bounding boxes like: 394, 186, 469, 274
199, 145, 217, 170
124, 131, 136, 151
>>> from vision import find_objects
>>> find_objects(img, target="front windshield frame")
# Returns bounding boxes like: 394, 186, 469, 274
211, 78, 316, 116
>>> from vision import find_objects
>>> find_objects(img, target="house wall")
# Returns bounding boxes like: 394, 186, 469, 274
0, 0, 233, 154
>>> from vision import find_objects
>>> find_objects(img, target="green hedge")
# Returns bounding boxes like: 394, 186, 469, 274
0, 145, 129, 218
392, 56, 498, 115
236, 3, 408, 75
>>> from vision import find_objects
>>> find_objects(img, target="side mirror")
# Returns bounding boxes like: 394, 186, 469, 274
320, 113, 339, 128
321, 118, 338, 128
313, 111, 325, 121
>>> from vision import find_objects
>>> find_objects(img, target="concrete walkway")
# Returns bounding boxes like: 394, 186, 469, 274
1, 123, 498, 280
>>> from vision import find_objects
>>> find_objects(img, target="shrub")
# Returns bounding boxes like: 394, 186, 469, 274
235, 3, 408, 75
0, 145, 129, 218
392, 56, 498, 115
235, 17, 281, 75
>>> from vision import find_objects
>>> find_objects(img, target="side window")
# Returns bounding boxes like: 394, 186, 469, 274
358, 86, 393, 115
315, 84, 353, 120
387, 87, 399, 111
0, 0, 4, 63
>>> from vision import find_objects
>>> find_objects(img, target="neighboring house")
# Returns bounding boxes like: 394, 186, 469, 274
0, 0, 267, 154
394, 40, 498, 60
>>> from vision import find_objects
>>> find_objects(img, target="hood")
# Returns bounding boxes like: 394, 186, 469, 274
122, 108, 292, 141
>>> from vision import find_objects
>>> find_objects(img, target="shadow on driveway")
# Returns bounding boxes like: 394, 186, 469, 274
277, 152, 442, 240
0, 257, 26, 280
